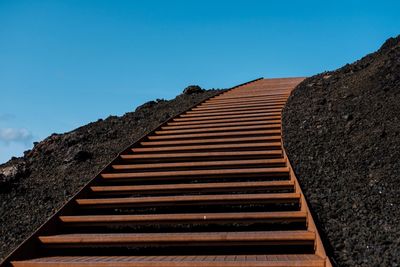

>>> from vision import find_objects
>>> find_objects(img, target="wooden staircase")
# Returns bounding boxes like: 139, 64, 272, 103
1, 78, 332, 267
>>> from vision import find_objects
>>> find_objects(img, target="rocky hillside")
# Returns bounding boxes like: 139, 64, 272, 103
2, 35, 399, 266
283, 35, 400, 266
0, 86, 223, 260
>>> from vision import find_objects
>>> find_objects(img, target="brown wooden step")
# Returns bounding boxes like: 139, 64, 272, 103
59, 211, 307, 226
120, 150, 283, 161
38, 230, 314, 247
208, 98, 287, 105
168, 115, 281, 126
11, 254, 325, 267
112, 158, 286, 171
162, 119, 281, 130
196, 103, 286, 112
173, 112, 281, 122
146, 130, 281, 140
101, 167, 289, 180
140, 136, 281, 146
155, 124, 281, 135
202, 96, 287, 103
187, 104, 285, 114
131, 142, 282, 153
223, 88, 290, 92
223, 90, 290, 95
90, 180, 294, 195
204, 96, 289, 105
196, 100, 287, 110
76, 193, 301, 208
179, 108, 282, 118
213, 93, 289, 101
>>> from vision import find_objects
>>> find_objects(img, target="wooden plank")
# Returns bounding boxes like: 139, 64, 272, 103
203, 96, 288, 105
162, 120, 281, 130
120, 150, 283, 160
112, 158, 286, 170
59, 211, 307, 225
12, 254, 325, 267
155, 124, 281, 135
131, 142, 282, 153
173, 112, 281, 122
140, 136, 281, 146
168, 116, 281, 126
196, 100, 287, 110
146, 130, 281, 140
187, 104, 285, 113
38, 231, 315, 246
101, 167, 289, 179
179, 108, 282, 118
212, 93, 289, 101
90, 180, 294, 195
76, 193, 300, 208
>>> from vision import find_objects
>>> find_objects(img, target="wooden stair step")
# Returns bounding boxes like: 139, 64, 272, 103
221, 93, 289, 98
195, 101, 287, 110
162, 119, 281, 130
112, 159, 286, 171
76, 193, 301, 208
179, 108, 282, 118
227, 87, 292, 90
229, 87, 290, 91
140, 136, 281, 146
90, 180, 294, 195
131, 142, 282, 153
155, 124, 281, 135
173, 112, 280, 122
204, 96, 289, 105
101, 167, 289, 180
229, 91, 288, 95
213, 93, 289, 101
186, 104, 284, 114
59, 211, 307, 225
120, 150, 283, 161
201, 97, 287, 105
168, 115, 281, 126
146, 130, 281, 140
11, 254, 325, 267
38, 231, 315, 247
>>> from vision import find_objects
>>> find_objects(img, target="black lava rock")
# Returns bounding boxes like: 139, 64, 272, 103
283, 35, 400, 266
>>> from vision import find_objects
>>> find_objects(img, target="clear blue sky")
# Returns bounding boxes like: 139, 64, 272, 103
0, 0, 399, 163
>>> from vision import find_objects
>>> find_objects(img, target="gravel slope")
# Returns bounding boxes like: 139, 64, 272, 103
0, 87, 223, 260
283, 35, 400, 266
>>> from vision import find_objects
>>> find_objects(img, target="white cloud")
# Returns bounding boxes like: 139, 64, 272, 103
0, 128, 33, 144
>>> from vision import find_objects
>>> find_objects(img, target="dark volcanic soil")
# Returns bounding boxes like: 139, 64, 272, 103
283, 35, 400, 266
0, 87, 223, 260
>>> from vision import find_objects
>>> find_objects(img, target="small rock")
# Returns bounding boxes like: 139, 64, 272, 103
183, 85, 203, 95
0, 161, 27, 186
0, 166, 18, 184
73, 151, 92, 162
343, 114, 353, 121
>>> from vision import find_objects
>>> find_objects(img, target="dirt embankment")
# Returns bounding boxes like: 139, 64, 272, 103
283, 35, 400, 266
0, 86, 223, 260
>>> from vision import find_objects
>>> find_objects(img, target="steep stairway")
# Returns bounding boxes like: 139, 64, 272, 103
1, 78, 332, 267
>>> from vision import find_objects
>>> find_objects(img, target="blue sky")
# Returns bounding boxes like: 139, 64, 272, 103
0, 0, 399, 163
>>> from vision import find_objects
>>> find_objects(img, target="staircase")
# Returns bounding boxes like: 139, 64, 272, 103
1, 78, 332, 267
